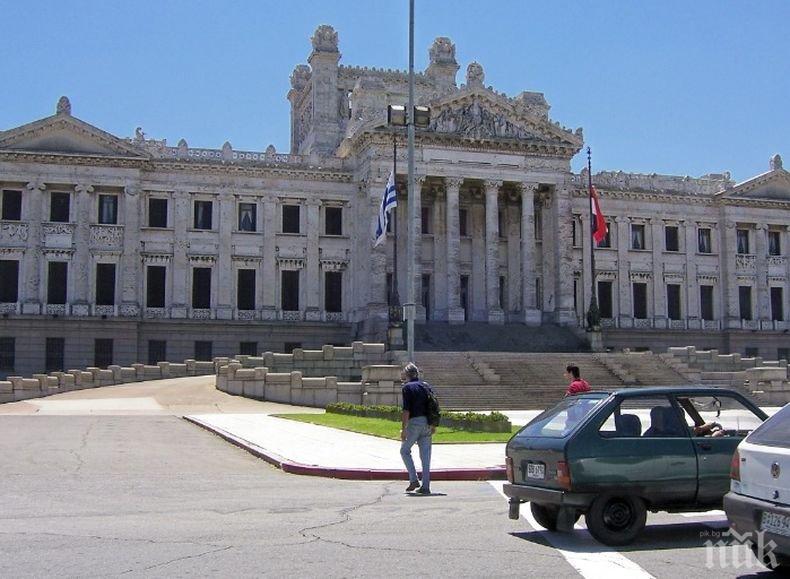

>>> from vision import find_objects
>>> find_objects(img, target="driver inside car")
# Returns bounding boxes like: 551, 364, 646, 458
692, 421, 727, 437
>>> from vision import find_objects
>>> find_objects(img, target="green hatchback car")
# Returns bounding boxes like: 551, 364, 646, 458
504, 387, 767, 545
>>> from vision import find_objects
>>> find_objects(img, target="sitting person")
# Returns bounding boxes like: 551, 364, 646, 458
692, 421, 727, 437
643, 406, 686, 437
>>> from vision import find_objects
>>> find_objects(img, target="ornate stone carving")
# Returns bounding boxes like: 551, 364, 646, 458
320, 259, 348, 271
466, 62, 485, 88
75, 183, 94, 195
0, 222, 29, 243
282, 310, 303, 321
429, 99, 537, 140
46, 304, 67, 316
325, 312, 344, 322
222, 141, 233, 161
278, 258, 305, 269
56, 96, 71, 115
311, 25, 338, 53
144, 307, 168, 319
237, 310, 258, 321
94, 305, 116, 317
191, 308, 212, 320
290, 64, 311, 91
770, 154, 783, 171
124, 184, 141, 196
90, 225, 123, 247
430, 37, 457, 65
736, 254, 756, 271
42, 223, 75, 235
26, 181, 46, 192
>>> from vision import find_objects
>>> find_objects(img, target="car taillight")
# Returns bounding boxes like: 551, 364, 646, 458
556, 460, 571, 490
730, 449, 741, 481
506, 457, 514, 483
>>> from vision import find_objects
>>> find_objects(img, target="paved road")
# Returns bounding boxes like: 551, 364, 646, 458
0, 381, 777, 577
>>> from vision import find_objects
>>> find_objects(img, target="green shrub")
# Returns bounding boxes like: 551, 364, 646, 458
325, 403, 511, 432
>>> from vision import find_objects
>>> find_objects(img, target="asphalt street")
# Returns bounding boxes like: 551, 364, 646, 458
0, 382, 779, 577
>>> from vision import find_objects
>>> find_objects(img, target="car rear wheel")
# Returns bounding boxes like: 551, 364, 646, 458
586, 495, 647, 546
530, 502, 580, 532
751, 543, 790, 572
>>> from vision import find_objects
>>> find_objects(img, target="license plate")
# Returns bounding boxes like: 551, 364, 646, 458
526, 463, 545, 480
761, 511, 790, 537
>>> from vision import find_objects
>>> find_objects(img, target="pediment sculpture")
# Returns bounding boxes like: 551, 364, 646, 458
428, 100, 542, 141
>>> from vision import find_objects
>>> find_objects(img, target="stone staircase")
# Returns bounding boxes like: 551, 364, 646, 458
414, 322, 590, 352
602, 352, 691, 386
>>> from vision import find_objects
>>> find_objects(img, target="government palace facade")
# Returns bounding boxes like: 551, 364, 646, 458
1, 25, 789, 377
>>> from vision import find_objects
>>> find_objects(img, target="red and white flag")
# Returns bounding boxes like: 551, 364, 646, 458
590, 185, 607, 245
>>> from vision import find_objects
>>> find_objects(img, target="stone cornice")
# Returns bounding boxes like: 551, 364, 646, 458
571, 188, 717, 207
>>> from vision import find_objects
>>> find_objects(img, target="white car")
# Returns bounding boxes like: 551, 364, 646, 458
725, 403, 790, 572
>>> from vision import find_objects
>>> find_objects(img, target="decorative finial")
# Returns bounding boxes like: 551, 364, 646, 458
466, 62, 484, 88
311, 25, 339, 53
429, 37, 457, 66
770, 153, 783, 171
56, 96, 71, 116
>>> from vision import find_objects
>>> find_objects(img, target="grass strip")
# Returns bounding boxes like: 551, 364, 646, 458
273, 412, 518, 443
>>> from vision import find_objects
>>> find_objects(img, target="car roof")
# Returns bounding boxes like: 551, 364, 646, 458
577, 386, 743, 398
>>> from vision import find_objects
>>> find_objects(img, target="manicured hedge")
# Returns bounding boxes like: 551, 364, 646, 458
326, 402, 512, 433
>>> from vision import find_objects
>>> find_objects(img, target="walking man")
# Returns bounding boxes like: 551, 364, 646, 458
400, 362, 434, 495
564, 364, 591, 397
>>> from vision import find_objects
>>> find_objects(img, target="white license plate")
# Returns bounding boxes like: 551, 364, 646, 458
761, 511, 790, 537
526, 463, 545, 480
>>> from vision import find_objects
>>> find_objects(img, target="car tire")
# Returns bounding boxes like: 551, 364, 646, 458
530, 503, 580, 532
751, 543, 790, 572
586, 495, 647, 546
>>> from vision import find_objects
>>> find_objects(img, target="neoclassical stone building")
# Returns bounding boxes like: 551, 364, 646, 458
0, 24, 788, 376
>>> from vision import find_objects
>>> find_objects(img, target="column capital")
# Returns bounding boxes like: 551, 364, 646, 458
75, 183, 94, 195
520, 181, 540, 194
484, 179, 503, 193
444, 177, 463, 191
26, 180, 46, 192
305, 198, 322, 207
755, 223, 768, 231
124, 184, 141, 196
416, 175, 428, 186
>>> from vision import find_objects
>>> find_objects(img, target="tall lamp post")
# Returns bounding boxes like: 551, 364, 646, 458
586, 146, 601, 331
387, 103, 430, 353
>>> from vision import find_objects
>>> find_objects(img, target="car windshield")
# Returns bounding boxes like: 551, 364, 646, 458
517, 395, 606, 438
746, 404, 790, 448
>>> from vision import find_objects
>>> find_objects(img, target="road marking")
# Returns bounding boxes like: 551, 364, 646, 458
488, 481, 655, 579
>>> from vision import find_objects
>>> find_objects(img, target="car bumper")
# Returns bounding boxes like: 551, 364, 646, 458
724, 491, 790, 556
502, 483, 595, 508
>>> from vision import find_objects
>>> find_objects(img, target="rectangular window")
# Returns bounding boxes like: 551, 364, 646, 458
0, 260, 19, 302
146, 266, 166, 308
778, 348, 790, 362
237, 269, 256, 311
192, 267, 211, 309
745, 347, 759, 359
281, 270, 299, 311
238, 203, 257, 232
421, 206, 431, 234
239, 341, 258, 356
421, 274, 431, 319
667, 284, 681, 320
739, 286, 753, 320
282, 204, 300, 233
498, 210, 505, 238
633, 283, 647, 319
325, 271, 342, 313
47, 262, 68, 304
631, 224, 645, 250
95, 263, 116, 306
148, 198, 168, 228
499, 275, 506, 309
194, 341, 213, 361
771, 287, 784, 321
459, 208, 468, 237
736, 228, 750, 254
597, 222, 612, 248
0, 337, 14, 372
194, 200, 213, 230
768, 231, 781, 256
284, 342, 301, 354
50, 192, 70, 222
598, 281, 613, 318
698, 227, 712, 253
325, 206, 343, 236
94, 338, 113, 368
571, 219, 578, 247
700, 285, 714, 321
535, 278, 543, 308
386, 273, 394, 306
148, 340, 166, 365
98, 194, 118, 224
534, 208, 543, 240
45, 337, 65, 372
1, 190, 22, 221
665, 226, 679, 252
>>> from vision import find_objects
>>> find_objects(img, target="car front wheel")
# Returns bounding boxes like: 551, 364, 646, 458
586, 495, 647, 546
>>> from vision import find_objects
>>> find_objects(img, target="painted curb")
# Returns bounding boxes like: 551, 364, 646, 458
184, 415, 506, 481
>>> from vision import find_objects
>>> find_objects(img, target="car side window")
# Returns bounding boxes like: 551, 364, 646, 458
674, 395, 764, 437
598, 396, 684, 438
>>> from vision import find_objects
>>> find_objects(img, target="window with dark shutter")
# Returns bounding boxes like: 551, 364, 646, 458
238, 203, 257, 232
325, 207, 343, 235
148, 340, 167, 365
94, 339, 113, 368
665, 226, 679, 252
598, 281, 613, 318
281, 270, 299, 311
0, 337, 15, 372
148, 198, 168, 228
47, 262, 68, 304
0, 260, 19, 302
194, 341, 213, 361
282, 205, 300, 233
700, 286, 714, 321
237, 269, 256, 310
667, 284, 681, 320
50, 192, 70, 222
325, 271, 342, 312
146, 266, 166, 308
239, 341, 258, 356
633, 283, 648, 319
194, 201, 213, 230
98, 195, 118, 224
45, 338, 65, 372
95, 263, 116, 306
739, 286, 752, 320
1, 190, 22, 221
192, 268, 212, 308
771, 287, 784, 321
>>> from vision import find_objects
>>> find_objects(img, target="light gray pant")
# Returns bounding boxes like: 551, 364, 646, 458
400, 416, 432, 489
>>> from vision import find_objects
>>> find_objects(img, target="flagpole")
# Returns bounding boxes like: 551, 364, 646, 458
391, 134, 400, 322
406, 0, 416, 361
586, 146, 599, 330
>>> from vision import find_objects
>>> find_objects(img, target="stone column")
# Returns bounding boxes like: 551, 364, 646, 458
216, 191, 234, 320
684, 221, 700, 327
119, 184, 140, 317
22, 181, 45, 314
579, 213, 592, 324
260, 195, 277, 320
650, 218, 666, 328
552, 185, 576, 325
485, 179, 504, 324
755, 224, 770, 323
721, 218, 740, 328
539, 192, 555, 316
471, 194, 486, 320
412, 176, 425, 322
366, 180, 388, 329
170, 190, 190, 317
506, 198, 520, 319
445, 178, 465, 323
616, 216, 632, 327
520, 183, 540, 325
71, 184, 93, 316
431, 185, 446, 322
305, 198, 322, 320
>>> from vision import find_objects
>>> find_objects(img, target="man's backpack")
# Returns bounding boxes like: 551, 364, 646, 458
421, 382, 441, 427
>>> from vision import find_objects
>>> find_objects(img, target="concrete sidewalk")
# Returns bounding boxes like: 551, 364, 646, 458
185, 413, 510, 481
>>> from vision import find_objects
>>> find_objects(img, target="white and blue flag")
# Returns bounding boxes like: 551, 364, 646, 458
373, 171, 397, 247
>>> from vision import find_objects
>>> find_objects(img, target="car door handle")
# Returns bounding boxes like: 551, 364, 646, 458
697, 443, 712, 451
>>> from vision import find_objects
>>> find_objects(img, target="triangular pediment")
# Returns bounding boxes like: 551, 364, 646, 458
719, 167, 790, 201
425, 88, 583, 147
0, 113, 147, 158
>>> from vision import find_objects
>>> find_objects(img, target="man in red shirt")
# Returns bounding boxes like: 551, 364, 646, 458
564, 364, 591, 397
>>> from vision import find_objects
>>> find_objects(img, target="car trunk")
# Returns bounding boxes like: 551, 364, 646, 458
737, 440, 790, 506
507, 436, 567, 489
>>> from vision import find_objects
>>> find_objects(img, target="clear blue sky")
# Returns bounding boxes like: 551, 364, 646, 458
2, 0, 787, 182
